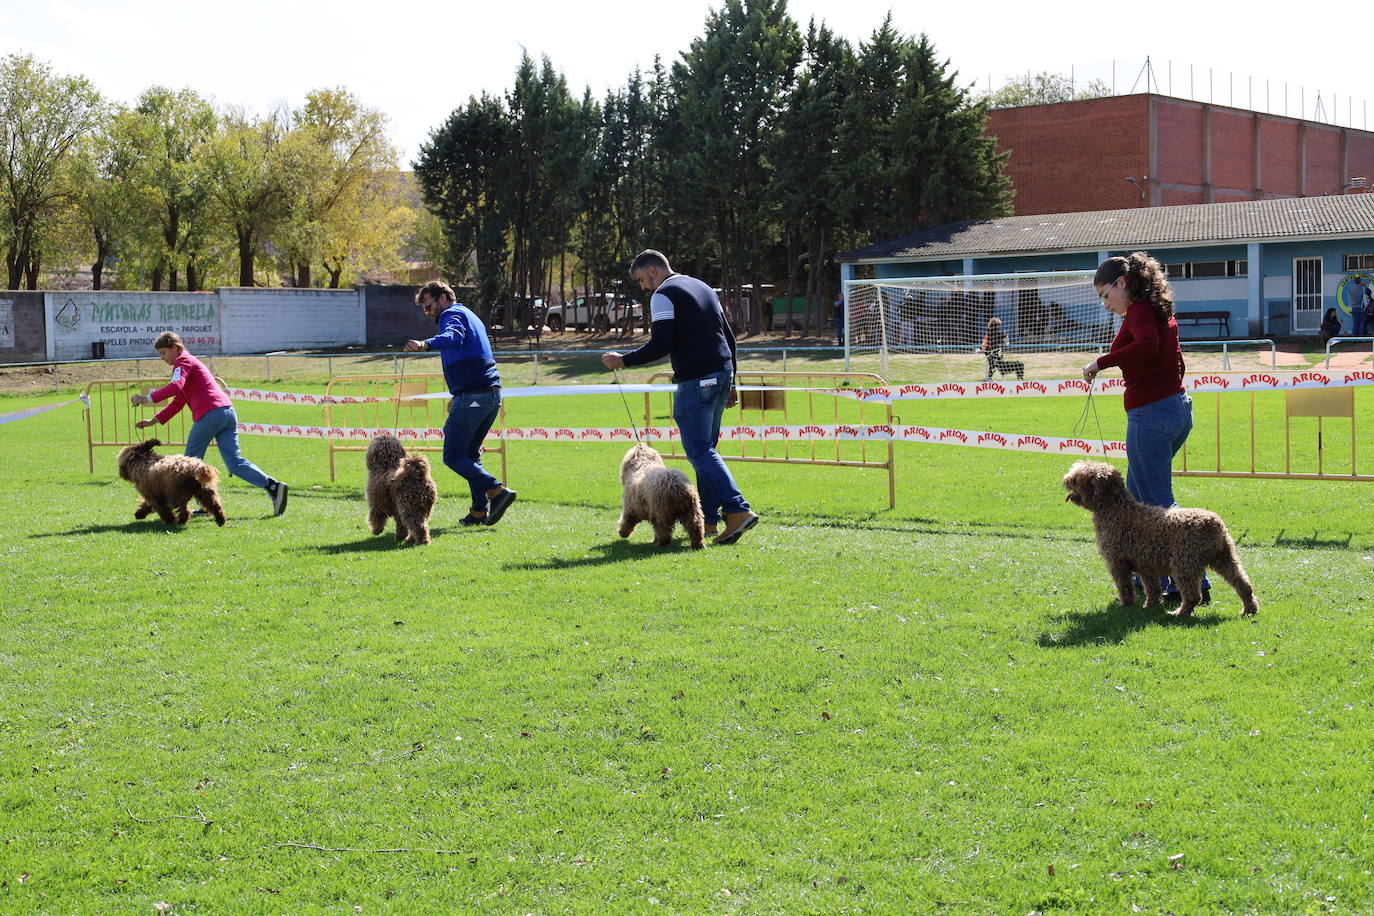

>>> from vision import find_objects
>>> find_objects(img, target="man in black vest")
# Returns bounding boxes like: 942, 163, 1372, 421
602, 250, 758, 545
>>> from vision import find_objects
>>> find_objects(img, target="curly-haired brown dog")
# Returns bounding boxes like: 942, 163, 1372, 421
618, 442, 706, 549
366, 433, 438, 546
117, 438, 226, 526
1062, 460, 1257, 617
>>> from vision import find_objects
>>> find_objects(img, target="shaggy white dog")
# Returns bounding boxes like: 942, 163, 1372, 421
618, 443, 705, 549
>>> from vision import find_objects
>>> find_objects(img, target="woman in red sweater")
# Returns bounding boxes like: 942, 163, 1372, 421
131, 332, 288, 517
1082, 252, 1206, 598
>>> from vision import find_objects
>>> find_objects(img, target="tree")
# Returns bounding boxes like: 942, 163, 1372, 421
771, 20, 854, 335
122, 86, 218, 290
317, 168, 415, 288
671, 0, 802, 333
0, 53, 103, 289
415, 93, 514, 315
64, 109, 142, 290
277, 87, 395, 287
981, 71, 1112, 109
204, 107, 289, 286
838, 19, 1011, 244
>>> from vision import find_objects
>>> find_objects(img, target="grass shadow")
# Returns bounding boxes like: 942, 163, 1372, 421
1036, 602, 1226, 647
505, 539, 695, 571
293, 535, 410, 555
1273, 529, 1355, 550
29, 520, 193, 537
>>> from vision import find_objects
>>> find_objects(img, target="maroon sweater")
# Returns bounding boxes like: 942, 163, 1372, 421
1096, 301, 1185, 410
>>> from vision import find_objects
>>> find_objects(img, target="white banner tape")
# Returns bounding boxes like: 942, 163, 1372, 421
224, 370, 1374, 407
236, 421, 1125, 456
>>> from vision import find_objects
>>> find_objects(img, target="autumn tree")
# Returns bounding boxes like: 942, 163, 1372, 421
0, 53, 103, 289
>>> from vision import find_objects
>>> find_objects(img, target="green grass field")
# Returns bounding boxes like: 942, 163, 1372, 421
1, 358, 1371, 914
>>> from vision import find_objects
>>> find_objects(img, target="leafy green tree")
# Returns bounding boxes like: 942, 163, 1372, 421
415, 92, 515, 315
0, 53, 103, 289
838, 18, 1011, 244
277, 87, 395, 287
64, 110, 142, 290
203, 107, 289, 286
122, 86, 218, 290
981, 71, 1111, 109
671, 0, 801, 332
772, 20, 854, 335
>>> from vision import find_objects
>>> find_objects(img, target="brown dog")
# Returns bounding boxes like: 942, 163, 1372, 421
365, 434, 438, 546
117, 439, 226, 526
618, 443, 706, 549
1062, 460, 1257, 617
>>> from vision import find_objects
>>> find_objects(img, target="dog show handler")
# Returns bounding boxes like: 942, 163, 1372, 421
403, 280, 517, 527
602, 249, 757, 545
131, 331, 289, 517
1082, 251, 1209, 600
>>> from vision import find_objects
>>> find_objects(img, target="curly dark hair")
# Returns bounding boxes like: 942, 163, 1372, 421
1094, 252, 1175, 321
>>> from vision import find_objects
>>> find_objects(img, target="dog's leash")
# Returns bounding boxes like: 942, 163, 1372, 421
612, 368, 642, 443
1071, 377, 1107, 455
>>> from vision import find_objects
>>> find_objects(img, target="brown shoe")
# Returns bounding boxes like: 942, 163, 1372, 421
712, 510, 758, 545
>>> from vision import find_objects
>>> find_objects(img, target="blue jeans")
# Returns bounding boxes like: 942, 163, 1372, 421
674, 369, 748, 527
184, 405, 271, 490
1125, 392, 1193, 508
443, 390, 502, 512
1126, 392, 1209, 592
1354, 307, 1368, 337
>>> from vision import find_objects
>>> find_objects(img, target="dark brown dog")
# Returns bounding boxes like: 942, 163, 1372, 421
365, 434, 438, 546
117, 439, 226, 526
1062, 460, 1257, 617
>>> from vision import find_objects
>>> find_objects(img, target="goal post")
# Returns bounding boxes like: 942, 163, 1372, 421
843, 270, 1115, 375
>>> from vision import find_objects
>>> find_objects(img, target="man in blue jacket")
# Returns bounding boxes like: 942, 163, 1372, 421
602, 250, 758, 545
404, 281, 517, 526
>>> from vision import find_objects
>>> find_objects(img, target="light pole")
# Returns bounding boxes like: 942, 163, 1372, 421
1124, 175, 1148, 205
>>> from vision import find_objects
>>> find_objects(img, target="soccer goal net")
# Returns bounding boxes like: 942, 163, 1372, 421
843, 270, 1116, 373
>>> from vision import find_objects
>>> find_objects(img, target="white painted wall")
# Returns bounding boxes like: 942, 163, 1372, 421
218, 288, 363, 353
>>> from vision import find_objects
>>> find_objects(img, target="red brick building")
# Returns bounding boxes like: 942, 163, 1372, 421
985, 93, 1374, 215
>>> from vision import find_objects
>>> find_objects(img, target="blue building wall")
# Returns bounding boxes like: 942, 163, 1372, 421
870, 235, 1374, 340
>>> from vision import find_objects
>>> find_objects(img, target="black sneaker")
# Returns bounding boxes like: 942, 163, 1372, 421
484, 488, 517, 526
269, 481, 289, 517
459, 514, 485, 526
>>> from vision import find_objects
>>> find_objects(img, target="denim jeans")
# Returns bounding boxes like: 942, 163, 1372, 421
184, 405, 271, 490
673, 369, 748, 526
1126, 392, 1209, 592
1354, 307, 1369, 337
1125, 392, 1193, 508
443, 390, 501, 511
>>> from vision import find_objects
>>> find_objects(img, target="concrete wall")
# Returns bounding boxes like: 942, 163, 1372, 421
361, 285, 430, 348
219, 288, 361, 354
0, 292, 47, 361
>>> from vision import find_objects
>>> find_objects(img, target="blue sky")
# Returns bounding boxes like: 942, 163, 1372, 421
3, 0, 1365, 165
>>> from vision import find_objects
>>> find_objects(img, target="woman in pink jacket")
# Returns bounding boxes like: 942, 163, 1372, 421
131, 332, 288, 517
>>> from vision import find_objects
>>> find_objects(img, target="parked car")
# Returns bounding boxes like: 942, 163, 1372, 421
490, 296, 543, 336
545, 293, 642, 333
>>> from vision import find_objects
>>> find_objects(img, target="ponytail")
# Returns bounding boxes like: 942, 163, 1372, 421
1094, 251, 1175, 321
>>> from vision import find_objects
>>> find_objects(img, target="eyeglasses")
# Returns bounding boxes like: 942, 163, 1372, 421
1098, 282, 1117, 302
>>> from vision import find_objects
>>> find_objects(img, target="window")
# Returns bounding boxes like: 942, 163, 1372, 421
1343, 254, 1374, 271
1163, 259, 1247, 279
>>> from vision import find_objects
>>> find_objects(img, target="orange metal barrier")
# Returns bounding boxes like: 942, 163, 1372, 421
323, 373, 507, 483
1177, 386, 1370, 481
646, 370, 896, 508
84, 377, 226, 473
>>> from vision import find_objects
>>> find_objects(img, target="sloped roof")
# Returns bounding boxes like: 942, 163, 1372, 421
840, 194, 1374, 263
